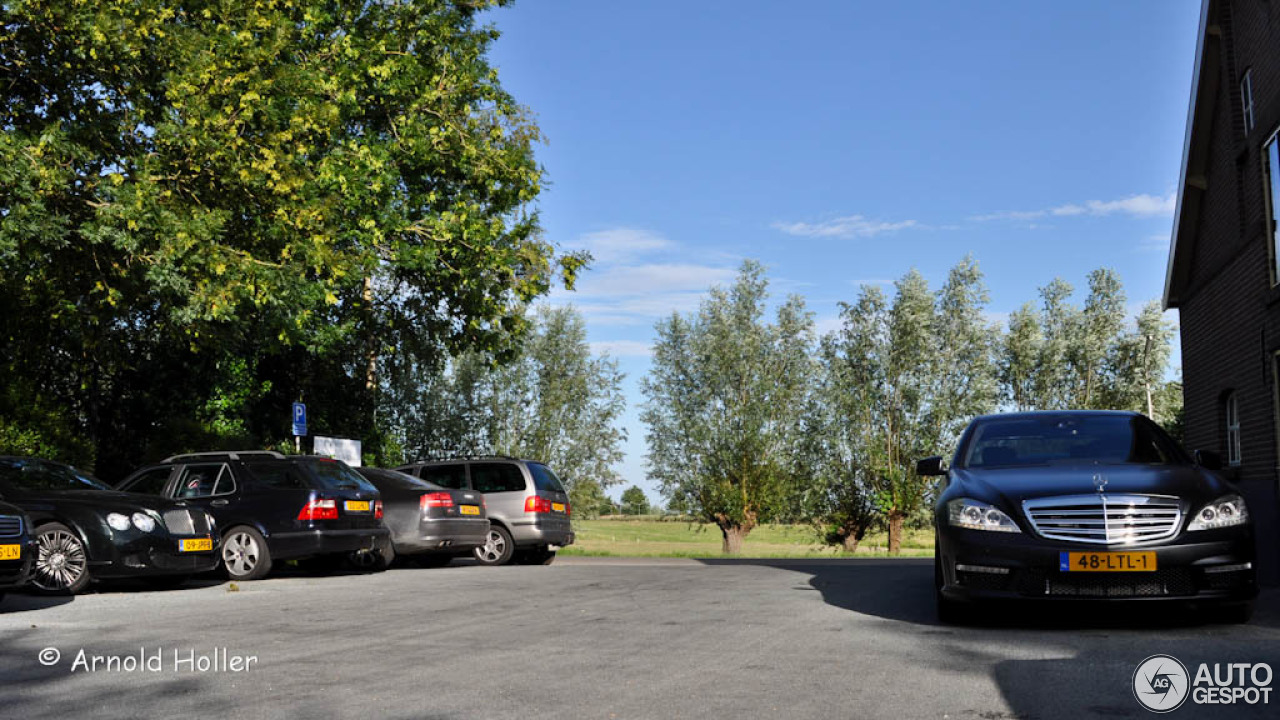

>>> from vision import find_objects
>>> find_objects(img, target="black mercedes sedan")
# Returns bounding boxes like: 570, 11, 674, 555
0, 457, 221, 594
0, 500, 35, 602
920, 411, 1257, 624
356, 467, 489, 567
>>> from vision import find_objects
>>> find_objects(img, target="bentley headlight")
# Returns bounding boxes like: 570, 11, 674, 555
106, 513, 131, 532
131, 512, 157, 533
947, 498, 1020, 533
1188, 494, 1249, 531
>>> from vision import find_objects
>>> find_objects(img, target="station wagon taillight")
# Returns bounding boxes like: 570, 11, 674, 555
297, 498, 338, 521
420, 492, 454, 512
525, 496, 552, 513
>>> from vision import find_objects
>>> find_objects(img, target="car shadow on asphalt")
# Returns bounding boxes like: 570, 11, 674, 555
0, 593, 73, 614
696, 557, 1280, 630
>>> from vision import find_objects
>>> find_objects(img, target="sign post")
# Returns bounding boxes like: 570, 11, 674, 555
292, 402, 307, 454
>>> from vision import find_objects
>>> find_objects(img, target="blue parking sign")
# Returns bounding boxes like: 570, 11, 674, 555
292, 403, 307, 437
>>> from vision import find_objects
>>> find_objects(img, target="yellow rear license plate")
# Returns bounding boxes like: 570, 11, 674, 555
0, 544, 21, 560
459, 505, 480, 516
179, 538, 213, 553
552, 503, 566, 513
1061, 551, 1156, 572
344, 501, 371, 513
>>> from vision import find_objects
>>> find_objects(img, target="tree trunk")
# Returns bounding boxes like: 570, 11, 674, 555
887, 512, 905, 556
364, 276, 377, 393
841, 534, 860, 554
720, 524, 749, 554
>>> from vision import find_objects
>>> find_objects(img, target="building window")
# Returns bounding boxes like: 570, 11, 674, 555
1241, 69, 1255, 135
1267, 133, 1280, 284
1225, 392, 1241, 467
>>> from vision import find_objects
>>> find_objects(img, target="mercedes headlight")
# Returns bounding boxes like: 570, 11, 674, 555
947, 498, 1020, 533
106, 513, 131, 532
1188, 494, 1249, 531
131, 512, 157, 533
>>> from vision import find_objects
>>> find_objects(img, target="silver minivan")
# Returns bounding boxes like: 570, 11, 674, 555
395, 457, 574, 565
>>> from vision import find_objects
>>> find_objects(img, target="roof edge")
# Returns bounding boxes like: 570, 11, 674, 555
1163, 0, 1214, 310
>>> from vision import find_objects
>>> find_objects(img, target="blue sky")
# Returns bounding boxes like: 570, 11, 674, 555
486, 0, 1200, 503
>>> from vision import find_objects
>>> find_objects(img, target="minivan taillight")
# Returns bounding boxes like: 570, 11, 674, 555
297, 498, 338, 521
525, 496, 552, 513
420, 492, 454, 514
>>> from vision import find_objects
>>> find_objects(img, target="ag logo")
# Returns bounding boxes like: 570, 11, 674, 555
1133, 654, 1190, 713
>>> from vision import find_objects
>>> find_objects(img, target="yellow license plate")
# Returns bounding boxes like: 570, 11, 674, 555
1061, 551, 1156, 572
459, 505, 480, 516
0, 544, 20, 561
179, 538, 213, 553
344, 501, 371, 513
551, 503, 566, 513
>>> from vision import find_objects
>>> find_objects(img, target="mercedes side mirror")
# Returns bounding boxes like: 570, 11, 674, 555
916, 456, 947, 476
1194, 450, 1223, 471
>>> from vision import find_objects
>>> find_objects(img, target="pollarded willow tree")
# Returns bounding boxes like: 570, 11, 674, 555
0, 0, 584, 476
815, 260, 998, 554
641, 261, 815, 554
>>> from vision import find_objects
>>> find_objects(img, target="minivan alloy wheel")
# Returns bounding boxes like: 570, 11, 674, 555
474, 527, 514, 565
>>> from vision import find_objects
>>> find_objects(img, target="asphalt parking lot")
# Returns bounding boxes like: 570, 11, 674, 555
1, 557, 1277, 720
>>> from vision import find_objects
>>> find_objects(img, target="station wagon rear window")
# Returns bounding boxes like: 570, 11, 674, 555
305, 460, 379, 493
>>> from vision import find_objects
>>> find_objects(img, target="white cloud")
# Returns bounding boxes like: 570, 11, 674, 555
972, 193, 1176, 223
589, 340, 653, 358
552, 230, 739, 328
574, 263, 738, 298
1137, 234, 1171, 253
970, 209, 1048, 222
567, 227, 670, 264
851, 277, 894, 287
772, 215, 917, 239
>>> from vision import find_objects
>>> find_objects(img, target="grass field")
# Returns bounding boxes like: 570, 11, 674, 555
560, 516, 935, 558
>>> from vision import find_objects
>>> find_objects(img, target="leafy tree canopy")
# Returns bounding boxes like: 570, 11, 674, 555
1, 0, 583, 475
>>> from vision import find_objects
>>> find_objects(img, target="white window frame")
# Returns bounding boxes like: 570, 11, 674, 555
1266, 131, 1280, 286
1226, 392, 1241, 467
1241, 69, 1255, 135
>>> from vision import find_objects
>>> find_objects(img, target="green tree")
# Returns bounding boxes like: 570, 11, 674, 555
1100, 301, 1180, 424
927, 257, 999, 449
1032, 278, 1079, 410
1, 0, 584, 476
796, 327, 883, 553
1000, 302, 1043, 411
641, 261, 814, 554
872, 270, 937, 554
620, 486, 651, 516
1071, 268, 1127, 407
390, 306, 627, 515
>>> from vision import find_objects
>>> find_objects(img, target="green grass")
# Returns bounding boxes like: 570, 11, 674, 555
560, 516, 934, 558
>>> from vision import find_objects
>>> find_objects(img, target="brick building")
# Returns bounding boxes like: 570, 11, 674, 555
1164, 0, 1280, 583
